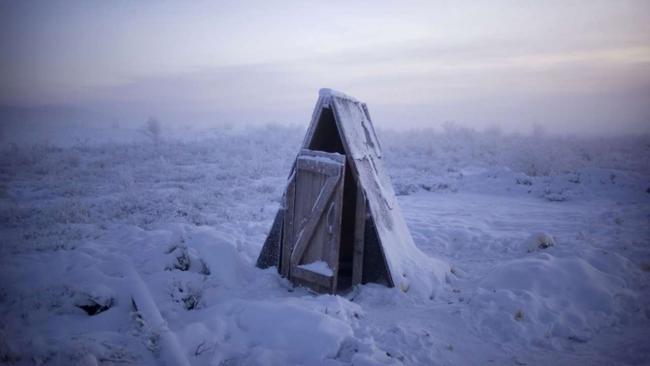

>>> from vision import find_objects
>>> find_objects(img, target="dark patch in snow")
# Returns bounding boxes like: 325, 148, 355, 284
568, 335, 589, 343
514, 309, 524, 321
182, 293, 201, 310
171, 281, 203, 310
516, 177, 533, 186
171, 250, 191, 271
76, 298, 113, 316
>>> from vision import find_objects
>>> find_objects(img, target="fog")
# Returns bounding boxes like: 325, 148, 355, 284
1, 0, 649, 135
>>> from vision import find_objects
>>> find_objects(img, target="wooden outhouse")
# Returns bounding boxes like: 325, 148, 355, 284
256, 89, 426, 294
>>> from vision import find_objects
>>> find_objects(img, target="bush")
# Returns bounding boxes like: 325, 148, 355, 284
143, 117, 162, 145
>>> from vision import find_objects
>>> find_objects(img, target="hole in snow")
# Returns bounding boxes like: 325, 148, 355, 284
76, 299, 113, 316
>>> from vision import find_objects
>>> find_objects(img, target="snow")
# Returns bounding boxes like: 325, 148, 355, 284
298, 261, 334, 276
319, 88, 360, 103
298, 151, 345, 165
1, 122, 649, 365
525, 232, 556, 252
469, 253, 635, 346
125, 262, 191, 366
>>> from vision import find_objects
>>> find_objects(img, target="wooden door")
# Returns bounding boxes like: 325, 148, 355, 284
282, 149, 345, 293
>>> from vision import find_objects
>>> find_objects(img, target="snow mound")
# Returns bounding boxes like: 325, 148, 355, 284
187, 226, 255, 288
525, 232, 556, 252
176, 296, 367, 366
234, 299, 352, 364
73, 284, 116, 316
470, 253, 639, 348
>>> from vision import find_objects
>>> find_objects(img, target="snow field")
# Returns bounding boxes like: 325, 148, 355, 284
0, 123, 649, 365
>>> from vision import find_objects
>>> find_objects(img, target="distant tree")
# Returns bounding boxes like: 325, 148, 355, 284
143, 117, 162, 145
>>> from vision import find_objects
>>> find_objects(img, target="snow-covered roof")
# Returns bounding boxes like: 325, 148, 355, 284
318, 88, 360, 103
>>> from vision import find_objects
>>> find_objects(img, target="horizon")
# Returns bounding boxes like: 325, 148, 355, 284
1, 1, 649, 135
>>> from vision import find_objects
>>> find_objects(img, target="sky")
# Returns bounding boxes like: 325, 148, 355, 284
1, 0, 649, 134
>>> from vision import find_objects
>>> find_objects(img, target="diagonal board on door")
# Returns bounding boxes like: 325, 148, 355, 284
282, 149, 345, 293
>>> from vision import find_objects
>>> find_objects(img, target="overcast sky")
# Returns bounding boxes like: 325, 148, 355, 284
1, 0, 649, 134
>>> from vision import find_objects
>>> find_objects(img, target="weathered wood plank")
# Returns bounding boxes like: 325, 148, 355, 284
296, 158, 342, 176
303, 200, 333, 267
281, 177, 296, 278
291, 266, 332, 289
293, 169, 326, 265
290, 173, 339, 266
290, 169, 316, 273
299, 148, 346, 164
328, 166, 345, 294
352, 181, 366, 286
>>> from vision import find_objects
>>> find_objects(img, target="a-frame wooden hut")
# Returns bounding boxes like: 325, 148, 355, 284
257, 89, 446, 295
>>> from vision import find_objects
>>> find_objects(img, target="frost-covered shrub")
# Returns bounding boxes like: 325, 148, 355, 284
382, 125, 649, 179
143, 117, 162, 145
1, 123, 646, 254
0, 125, 303, 235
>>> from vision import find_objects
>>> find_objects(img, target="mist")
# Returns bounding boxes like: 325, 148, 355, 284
1, 0, 649, 135
2, 3, 650, 364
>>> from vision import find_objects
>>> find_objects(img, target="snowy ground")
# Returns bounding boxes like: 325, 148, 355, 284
1, 123, 649, 365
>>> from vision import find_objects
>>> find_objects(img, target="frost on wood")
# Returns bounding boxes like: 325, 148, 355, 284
258, 88, 450, 297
